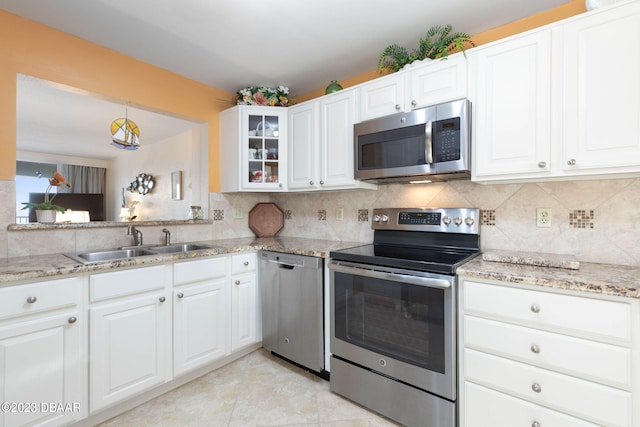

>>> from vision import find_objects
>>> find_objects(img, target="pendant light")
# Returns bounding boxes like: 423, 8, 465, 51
110, 106, 140, 150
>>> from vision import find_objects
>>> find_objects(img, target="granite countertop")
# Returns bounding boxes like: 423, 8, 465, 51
459, 250, 640, 299
0, 237, 366, 285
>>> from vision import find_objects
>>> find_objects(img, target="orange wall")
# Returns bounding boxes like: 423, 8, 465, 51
0, 10, 235, 191
293, 0, 586, 103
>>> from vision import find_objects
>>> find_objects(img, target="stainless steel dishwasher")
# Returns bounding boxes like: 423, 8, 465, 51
259, 250, 325, 376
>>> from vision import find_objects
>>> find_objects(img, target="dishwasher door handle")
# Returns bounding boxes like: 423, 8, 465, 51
267, 259, 299, 269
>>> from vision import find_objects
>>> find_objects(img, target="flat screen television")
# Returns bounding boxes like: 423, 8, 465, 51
27, 193, 105, 222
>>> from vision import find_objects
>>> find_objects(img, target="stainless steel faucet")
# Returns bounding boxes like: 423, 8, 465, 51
127, 225, 143, 246
162, 228, 171, 246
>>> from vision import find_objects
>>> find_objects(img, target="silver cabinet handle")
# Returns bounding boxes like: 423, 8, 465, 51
26, 296, 37, 304
411, 100, 417, 107
177, 292, 184, 299
531, 344, 540, 354
68, 316, 77, 324
284, 338, 290, 344
567, 158, 576, 166
395, 104, 401, 110
530, 304, 540, 313
319, 180, 324, 185
537, 161, 546, 168
532, 421, 541, 427
309, 180, 314, 185
159, 296, 166, 303
244, 261, 249, 266
531, 383, 542, 393
235, 280, 241, 285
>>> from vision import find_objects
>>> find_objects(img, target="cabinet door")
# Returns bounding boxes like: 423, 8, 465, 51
174, 279, 228, 376
242, 107, 287, 191
358, 73, 405, 121
0, 311, 84, 427
319, 90, 359, 188
471, 30, 552, 181
89, 293, 170, 413
231, 273, 258, 351
561, 3, 640, 173
407, 54, 467, 109
287, 101, 319, 190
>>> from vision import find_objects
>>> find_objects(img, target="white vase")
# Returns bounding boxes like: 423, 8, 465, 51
36, 210, 57, 223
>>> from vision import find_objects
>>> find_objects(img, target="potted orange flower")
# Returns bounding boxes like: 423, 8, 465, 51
21, 171, 72, 223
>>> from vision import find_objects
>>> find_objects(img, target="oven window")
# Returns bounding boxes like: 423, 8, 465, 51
334, 272, 445, 373
358, 124, 427, 170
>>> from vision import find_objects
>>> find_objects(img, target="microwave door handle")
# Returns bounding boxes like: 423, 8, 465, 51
425, 121, 433, 164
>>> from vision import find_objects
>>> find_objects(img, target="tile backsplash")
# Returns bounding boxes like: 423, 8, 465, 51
4, 177, 640, 266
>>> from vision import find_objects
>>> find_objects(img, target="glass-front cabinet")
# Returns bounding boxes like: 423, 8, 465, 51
219, 106, 287, 192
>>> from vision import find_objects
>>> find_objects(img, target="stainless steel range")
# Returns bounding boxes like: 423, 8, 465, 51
328, 207, 480, 427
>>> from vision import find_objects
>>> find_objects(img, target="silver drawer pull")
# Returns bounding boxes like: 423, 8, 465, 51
537, 161, 546, 168
532, 421, 540, 427
567, 158, 576, 166
530, 304, 540, 313
531, 382, 542, 393
26, 296, 37, 304
159, 296, 166, 303
177, 292, 184, 299
531, 344, 540, 354
68, 316, 77, 324
235, 280, 241, 285
243, 261, 249, 266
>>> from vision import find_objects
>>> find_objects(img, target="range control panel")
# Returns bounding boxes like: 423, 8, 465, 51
372, 207, 479, 234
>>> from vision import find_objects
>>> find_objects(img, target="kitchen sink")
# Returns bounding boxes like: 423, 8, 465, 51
149, 243, 218, 254
65, 248, 158, 263
64, 242, 222, 264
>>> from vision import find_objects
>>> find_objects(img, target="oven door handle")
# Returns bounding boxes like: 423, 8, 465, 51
329, 262, 451, 289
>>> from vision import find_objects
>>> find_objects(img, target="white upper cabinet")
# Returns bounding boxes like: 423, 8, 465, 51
288, 90, 376, 191
220, 106, 288, 192
472, 1, 640, 183
560, 2, 640, 174
406, 54, 468, 110
470, 29, 553, 180
358, 54, 468, 122
359, 73, 406, 121
288, 101, 320, 190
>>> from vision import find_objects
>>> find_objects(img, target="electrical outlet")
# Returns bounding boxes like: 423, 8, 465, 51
536, 208, 552, 228
336, 207, 344, 221
232, 208, 243, 219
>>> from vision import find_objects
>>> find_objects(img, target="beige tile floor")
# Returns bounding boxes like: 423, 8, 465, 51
98, 349, 401, 427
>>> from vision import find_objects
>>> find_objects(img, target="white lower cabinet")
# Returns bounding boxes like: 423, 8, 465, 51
230, 252, 259, 351
89, 265, 172, 413
0, 277, 85, 427
173, 257, 229, 376
459, 277, 639, 427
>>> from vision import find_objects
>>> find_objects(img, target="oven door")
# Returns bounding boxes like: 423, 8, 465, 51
329, 260, 457, 401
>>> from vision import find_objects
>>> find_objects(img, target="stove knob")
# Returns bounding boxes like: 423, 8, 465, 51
373, 215, 381, 223
454, 217, 463, 226
381, 215, 389, 223
465, 217, 475, 226
442, 216, 452, 225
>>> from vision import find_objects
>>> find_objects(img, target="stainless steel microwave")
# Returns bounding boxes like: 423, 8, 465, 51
354, 99, 471, 183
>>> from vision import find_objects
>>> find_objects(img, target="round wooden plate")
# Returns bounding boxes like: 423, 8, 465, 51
248, 203, 284, 237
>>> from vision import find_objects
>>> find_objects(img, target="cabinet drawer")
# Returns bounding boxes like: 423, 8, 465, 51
90, 265, 169, 302
174, 256, 227, 285
0, 277, 81, 321
231, 252, 256, 274
464, 349, 632, 427
464, 382, 599, 427
464, 315, 632, 389
462, 280, 632, 343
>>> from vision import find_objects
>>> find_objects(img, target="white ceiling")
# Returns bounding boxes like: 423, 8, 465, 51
2, 0, 572, 158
